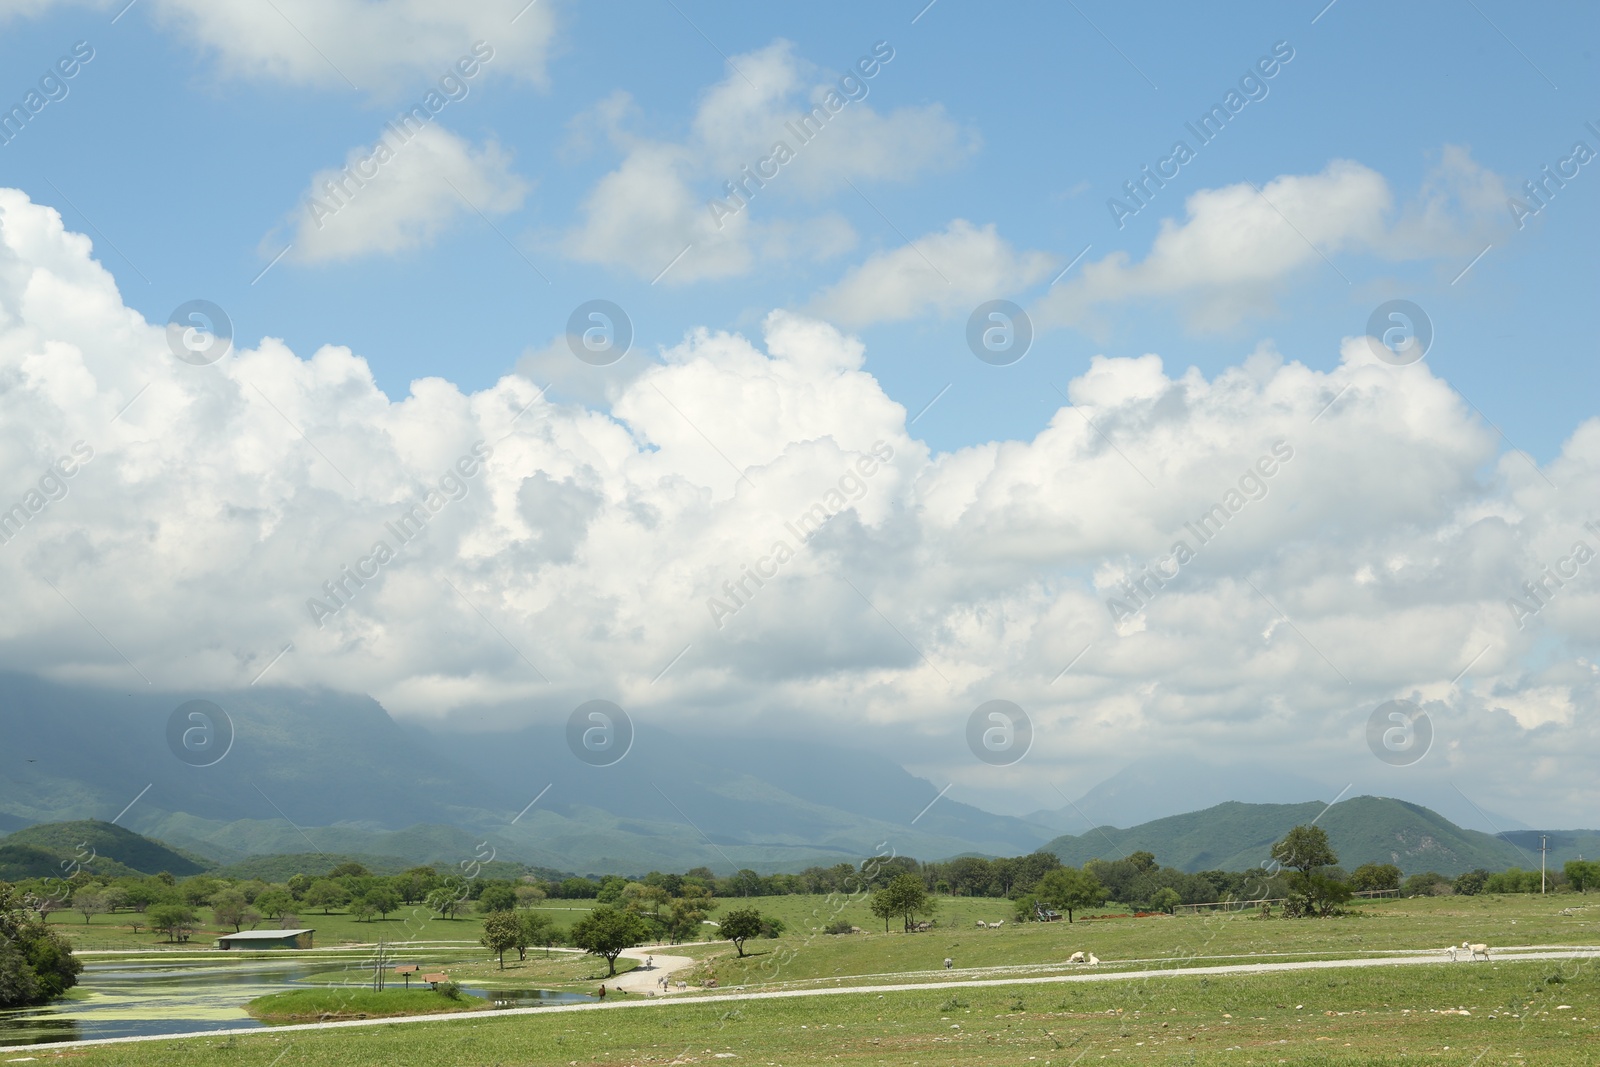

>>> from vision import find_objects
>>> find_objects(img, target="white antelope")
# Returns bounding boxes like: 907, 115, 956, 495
987, 921, 1004, 929
1462, 941, 1490, 962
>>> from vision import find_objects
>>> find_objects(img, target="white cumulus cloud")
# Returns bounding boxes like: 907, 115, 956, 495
3, 186, 1599, 826
273, 125, 529, 264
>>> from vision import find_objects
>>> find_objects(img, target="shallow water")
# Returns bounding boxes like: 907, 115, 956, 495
0, 957, 587, 1046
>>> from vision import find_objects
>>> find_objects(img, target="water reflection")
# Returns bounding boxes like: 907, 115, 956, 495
0, 957, 592, 1047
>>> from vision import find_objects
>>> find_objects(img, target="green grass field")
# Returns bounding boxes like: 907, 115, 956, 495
246, 987, 488, 1023
50, 958, 1600, 1066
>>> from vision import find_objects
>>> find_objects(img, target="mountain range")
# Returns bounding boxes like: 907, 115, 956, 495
1, 673, 1592, 877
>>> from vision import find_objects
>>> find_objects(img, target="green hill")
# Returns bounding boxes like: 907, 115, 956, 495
1042, 796, 1528, 877
1, 820, 213, 877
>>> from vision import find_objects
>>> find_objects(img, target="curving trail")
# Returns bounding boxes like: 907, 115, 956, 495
8, 945, 1598, 1054
610, 946, 697, 994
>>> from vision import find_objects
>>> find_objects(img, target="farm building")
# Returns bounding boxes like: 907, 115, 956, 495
215, 928, 314, 950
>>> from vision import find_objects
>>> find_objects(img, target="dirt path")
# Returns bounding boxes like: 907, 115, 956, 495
610, 947, 697, 994
11, 946, 1598, 1054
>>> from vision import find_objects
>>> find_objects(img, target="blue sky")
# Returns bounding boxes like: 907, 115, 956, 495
3, 0, 1593, 459
2, 0, 1598, 828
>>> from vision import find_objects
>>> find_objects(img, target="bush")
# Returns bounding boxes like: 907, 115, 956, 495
436, 980, 463, 1001
822, 919, 853, 935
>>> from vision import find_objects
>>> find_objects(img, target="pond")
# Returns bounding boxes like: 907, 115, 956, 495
0, 957, 589, 1047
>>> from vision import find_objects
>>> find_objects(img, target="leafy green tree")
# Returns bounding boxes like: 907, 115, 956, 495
350, 896, 379, 923
426, 887, 464, 919
569, 905, 650, 977
517, 912, 557, 960
1152, 887, 1183, 914
594, 875, 630, 905
365, 887, 401, 920
1035, 867, 1109, 923
303, 880, 349, 914
1565, 860, 1600, 894
209, 890, 256, 933
477, 882, 519, 914
395, 868, 439, 904
1403, 871, 1448, 897
1454, 868, 1489, 896
871, 873, 936, 933
0, 886, 83, 1008
1270, 826, 1343, 917
720, 907, 765, 957
286, 874, 312, 899
148, 903, 198, 942
480, 911, 521, 969
253, 889, 295, 923
327, 862, 370, 879
1349, 863, 1403, 893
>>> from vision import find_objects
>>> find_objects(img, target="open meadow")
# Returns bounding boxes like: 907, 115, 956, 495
10, 893, 1598, 1064
42, 957, 1600, 1066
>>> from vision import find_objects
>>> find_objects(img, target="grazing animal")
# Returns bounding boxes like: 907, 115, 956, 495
1463, 941, 1490, 962
976, 920, 987, 928
943, 957, 952, 969
987, 921, 1003, 929
1445, 946, 1458, 962
1068, 951, 1086, 964
1087, 953, 1100, 965
676, 981, 687, 990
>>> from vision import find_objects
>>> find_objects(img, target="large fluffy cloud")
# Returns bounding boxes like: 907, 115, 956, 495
2, 188, 1597, 825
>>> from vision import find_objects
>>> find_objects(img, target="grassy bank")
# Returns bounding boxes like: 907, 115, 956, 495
246, 987, 487, 1023
52, 958, 1600, 1065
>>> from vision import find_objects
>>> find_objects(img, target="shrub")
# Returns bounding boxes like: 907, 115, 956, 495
822, 919, 853, 935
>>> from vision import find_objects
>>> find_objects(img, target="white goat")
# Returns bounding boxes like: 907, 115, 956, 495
1087, 952, 1100, 965
1068, 951, 1086, 964
988, 920, 1004, 929
975, 920, 987, 928
1445, 945, 1458, 962
1462, 941, 1490, 962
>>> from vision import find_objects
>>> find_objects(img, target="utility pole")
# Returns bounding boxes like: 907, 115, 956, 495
1540, 835, 1549, 895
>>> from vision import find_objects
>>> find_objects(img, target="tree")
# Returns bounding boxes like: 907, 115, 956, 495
148, 903, 198, 943
1454, 868, 1489, 896
871, 873, 935, 933
1152, 887, 1183, 914
569, 906, 650, 977
1565, 860, 1600, 894
210, 890, 255, 933
72, 889, 109, 926
517, 912, 557, 960
721, 907, 765, 958
481, 911, 520, 969
253, 889, 295, 923
350, 896, 379, 923
365, 887, 401, 920
286, 874, 312, 899
477, 882, 518, 914
303, 880, 349, 915
1349, 863, 1403, 893
327, 862, 370, 879
1270, 826, 1343, 918
1034, 867, 1109, 923
426, 887, 464, 919
0, 886, 83, 1008
1127, 851, 1157, 874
